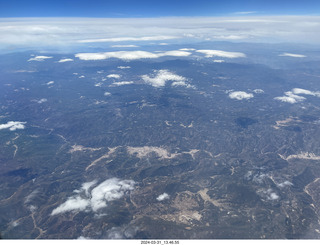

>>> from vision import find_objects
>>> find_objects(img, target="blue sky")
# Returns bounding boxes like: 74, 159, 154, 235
1, 0, 320, 18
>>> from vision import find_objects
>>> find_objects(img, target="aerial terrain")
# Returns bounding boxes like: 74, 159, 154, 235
1, 6, 320, 238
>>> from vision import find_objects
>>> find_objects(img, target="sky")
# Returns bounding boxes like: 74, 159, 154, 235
1, 0, 320, 18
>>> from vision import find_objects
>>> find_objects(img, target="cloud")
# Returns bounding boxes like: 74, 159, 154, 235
179, 48, 196, 51
51, 178, 135, 215
279, 53, 306, 58
274, 88, 320, 103
2, 17, 320, 51
291, 88, 320, 97
196, 50, 246, 58
253, 89, 264, 94
78, 35, 178, 43
47, 81, 54, 85
112, 81, 134, 86
104, 92, 111, 96
171, 81, 195, 89
75, 50, 191, 61
37, 98, 47, 104
277, 181, 293, 188
58, 58, 73, 62
0, 121, 26, 131
107, 74, 121, 79
228, 91, 254, 100
118, 66, 131, 69
156, 193, 170, 201
111, 45, 139, 48
27, 55, 52, 61
274, 96, 298, 104
141, 70, 187, 88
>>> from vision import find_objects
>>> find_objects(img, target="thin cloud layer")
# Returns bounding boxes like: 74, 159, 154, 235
78, 35, 178, 43
58, 58, 73, 62
141, 70, 187, 88
75, 50, 191, 61
228, 91, 254, 100
279, 53, 306, 58
51, 178, 135, 215
196, 50, 246, 58
0, 121, 26, 131
2, 16, 320, 50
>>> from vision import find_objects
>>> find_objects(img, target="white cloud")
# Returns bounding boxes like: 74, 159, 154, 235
47, 81, 54, 85
196, 50, 246, 58
111, 45, 139, 48
51, 178, 135, 215
141, 70, 187, 88
104, 92, 111, 96
171, 81, 195, 89
228, 91, 254, 100
78, 35, 178, 43
253, 89, 264, 94
179, 48, 196, 51
279, 53, 306, 58
107, 74, 121, 79
277, 181, 293, 188
118, 66, 131, 69
292, 88, 320, 97
75, 50, 191, 61
213, 60, 225, 63
274, 96, 298, 104
112, 81, 134, 86
51, 196, 90, 215
0, 121, 26, 131
156, 193, 170, 201
2, 17, 320, 51
37, 98, 47, 104
27, 55, 52, 62
273, 88, 320, 103
58, 58, 73, 62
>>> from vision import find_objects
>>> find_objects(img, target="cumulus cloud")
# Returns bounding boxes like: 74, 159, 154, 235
156, 193, 170, 201
279, 53, 306, 58
27, 56, 52, 62
0, 121, 26, 131
75, 50, 191, 61
274, 87, 320, 103
141, 70, 187, 88
107, 74, 121, 79
253, 89, 264, 94
104, 92, 111, 96
228, 91, 254, 100
112, 81, 134, 86
47, 81, 54, 85
196, 50, 246, 58
58, 58, 73, 62
51, 178, 135, 215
